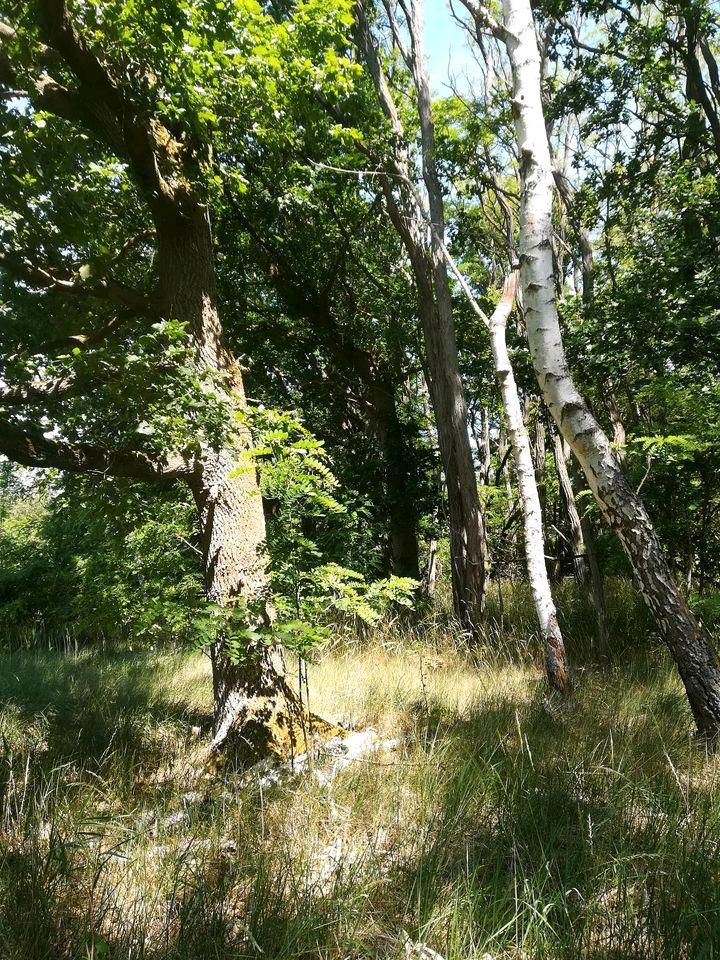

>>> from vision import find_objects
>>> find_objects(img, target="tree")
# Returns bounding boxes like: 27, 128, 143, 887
353, 0, 489, 634
0, 0, 357, 758
460, 0, 720, 739
447, 259, 572, 690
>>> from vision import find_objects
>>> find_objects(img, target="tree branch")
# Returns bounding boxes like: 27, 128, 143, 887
26, 0, 192, 214
42, 310, 137, 352
456, 0, 506, 42
0, 376, 77, 406
0, 248, 156, 314
380, 0, 412, 69
0, 417, 199, 483
0, 18, 59, 63
38, 0, 122, 107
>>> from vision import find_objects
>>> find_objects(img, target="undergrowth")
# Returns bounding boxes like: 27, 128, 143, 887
1, 582, 719, 959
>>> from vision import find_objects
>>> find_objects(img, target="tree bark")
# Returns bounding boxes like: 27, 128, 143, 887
157, 210, 322, 760
418, 285, 487, 631
471, 406, 493, 486
408, 0, 487, 629
488, 275, 570, 692
501, 0, 720, 739
552, 430, 588, 586
581, 513, 610, 656
603, 389, 627, 464
191, 447, 322, 759
355, 2, 488, 633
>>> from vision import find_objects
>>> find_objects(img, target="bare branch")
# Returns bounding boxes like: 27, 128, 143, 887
380, 0, 412, 69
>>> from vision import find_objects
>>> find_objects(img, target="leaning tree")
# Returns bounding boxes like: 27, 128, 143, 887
459, 0, 720, 739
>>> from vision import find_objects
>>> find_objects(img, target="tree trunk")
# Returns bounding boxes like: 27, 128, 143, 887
503, 0, 720, 739
409, 0, 487, 632
425, 538, 440, 597
552, 430, 609, 651
191, 447, 329, 760
529, 401, 547, 515
418, 289, 488, 632
157, 209, 324, 760
581, 514, 610, 655
472, 406, 492, 486
366, 373, 421, 579
355, 1, 488, 634
552, 430, 588, 586
405, 3, 488, 629
488, 276, 570, 692
246, 229, 420, 579
603, 389, 627, 464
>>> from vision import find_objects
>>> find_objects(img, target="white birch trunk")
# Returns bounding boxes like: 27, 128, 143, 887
488, 275, 570, 692
501, 0, 720, 738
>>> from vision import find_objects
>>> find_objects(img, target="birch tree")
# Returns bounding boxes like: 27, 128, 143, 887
359, 0, 570, 686
486, 276, 570, 691
461, 0, 720, 739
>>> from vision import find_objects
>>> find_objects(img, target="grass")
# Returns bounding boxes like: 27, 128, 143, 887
1, 582, 720, 959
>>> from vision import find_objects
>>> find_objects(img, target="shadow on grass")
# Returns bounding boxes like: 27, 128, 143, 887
0, 833, 377, 960
0, 649, 211, 774
3, 647, 720, 959
389, 660, 720, 959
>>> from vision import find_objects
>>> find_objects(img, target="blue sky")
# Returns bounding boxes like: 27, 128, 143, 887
423, 0, 482, 94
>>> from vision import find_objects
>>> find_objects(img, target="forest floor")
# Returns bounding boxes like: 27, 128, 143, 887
2, 615, 720, 958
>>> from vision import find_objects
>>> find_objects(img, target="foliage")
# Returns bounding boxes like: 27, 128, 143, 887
224, 407, 418, 656
0, 471, 204, 647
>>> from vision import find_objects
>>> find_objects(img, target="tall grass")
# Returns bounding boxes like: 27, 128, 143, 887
1, 583, 720, 958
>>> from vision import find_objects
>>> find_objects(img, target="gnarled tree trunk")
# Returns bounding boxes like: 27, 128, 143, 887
502, 0, 720, 739
191, 448, 322, 760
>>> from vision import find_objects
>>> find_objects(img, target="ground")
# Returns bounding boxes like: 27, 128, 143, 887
2, 614, 720, 958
